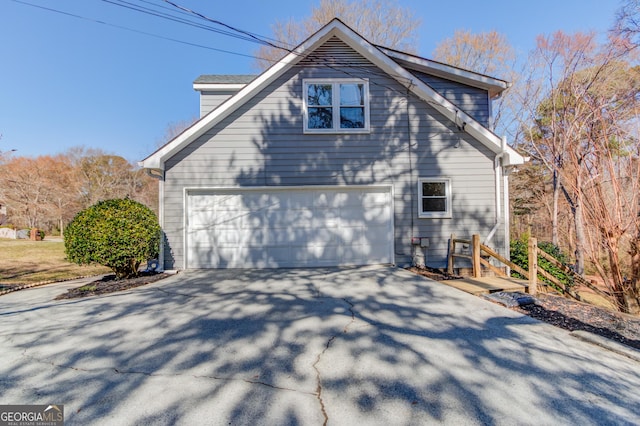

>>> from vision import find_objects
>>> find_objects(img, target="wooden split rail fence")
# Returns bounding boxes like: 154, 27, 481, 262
447, 234, 608, 300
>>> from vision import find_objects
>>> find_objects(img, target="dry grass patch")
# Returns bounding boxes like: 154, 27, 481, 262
0, 239, 110, 289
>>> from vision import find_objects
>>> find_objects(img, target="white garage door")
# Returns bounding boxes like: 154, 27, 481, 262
186, 186, 393, 268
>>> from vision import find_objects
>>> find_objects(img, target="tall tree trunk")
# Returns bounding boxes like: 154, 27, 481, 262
629, 227, 640, 312
605, 234, 637, 313
574, 195, 585, 275
552, 167, 560, 245
562, 180, 585, 275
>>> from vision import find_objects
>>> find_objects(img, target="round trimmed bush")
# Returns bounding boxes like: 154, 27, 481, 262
64, 199, 161, 279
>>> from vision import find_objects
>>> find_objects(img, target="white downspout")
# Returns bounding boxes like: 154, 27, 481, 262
143, 167, 165, 272
503, 160, 511, 275
157, 178, 165, 272
485, 136, 508, 246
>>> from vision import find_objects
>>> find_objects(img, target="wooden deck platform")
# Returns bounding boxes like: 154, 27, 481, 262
442, 276, 529, 296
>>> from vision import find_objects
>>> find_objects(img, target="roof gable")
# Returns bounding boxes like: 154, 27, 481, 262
140, 19, 524, 169
377, 47, 509, 98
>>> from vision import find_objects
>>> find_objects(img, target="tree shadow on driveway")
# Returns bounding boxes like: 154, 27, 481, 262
0, 266, 638, 425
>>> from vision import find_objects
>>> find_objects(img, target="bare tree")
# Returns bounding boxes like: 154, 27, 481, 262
0, 156, 54, 228
254, 0, 421, 70
576, 63, 640, 312
42, 154, 82, 234
516, 29, 640, 313
432, 30, 515, 77
516, 31, 599, 253
0, 148, 159, 233
432, 29, 517, 135
613, 0, 640, 49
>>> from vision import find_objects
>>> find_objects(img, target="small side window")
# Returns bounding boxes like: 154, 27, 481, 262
418, 178, 451, 218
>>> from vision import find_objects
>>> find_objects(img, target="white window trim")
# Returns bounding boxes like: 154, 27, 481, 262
303, 78, 370, 134
418, 178, 452, 219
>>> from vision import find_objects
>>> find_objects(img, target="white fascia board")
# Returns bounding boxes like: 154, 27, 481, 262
142, 57, 309, 169
140, 19, 524, 169
331, 24, 523, 164
378, 47, 509, 96
141, 22, 346, 170
193, 83, 248, 92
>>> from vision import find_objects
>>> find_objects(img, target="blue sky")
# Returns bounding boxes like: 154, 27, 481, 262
0, 0, 624, 162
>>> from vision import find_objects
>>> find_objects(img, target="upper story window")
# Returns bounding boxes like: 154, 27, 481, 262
418, 178, 452, 218
303, 79, 370, 133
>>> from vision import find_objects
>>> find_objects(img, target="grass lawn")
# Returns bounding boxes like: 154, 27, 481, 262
0, 238, 111, 288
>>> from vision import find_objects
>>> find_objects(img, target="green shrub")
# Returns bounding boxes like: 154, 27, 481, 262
64, 199, 161, 279
510, 237, 574, 291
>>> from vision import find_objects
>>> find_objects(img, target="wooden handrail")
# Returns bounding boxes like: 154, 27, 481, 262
447, 233, 595, 299
478, 257, 507, 277
528, 237, 538, 295
536, 249, 610, 299
479, 243, 529, 279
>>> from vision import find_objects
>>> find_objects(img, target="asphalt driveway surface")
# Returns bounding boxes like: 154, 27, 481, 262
1, 266, 639, 425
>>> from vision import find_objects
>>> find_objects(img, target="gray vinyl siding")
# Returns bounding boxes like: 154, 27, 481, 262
162, 47, 503, 270
409, 70, 491, 127
199, 91, 239, 117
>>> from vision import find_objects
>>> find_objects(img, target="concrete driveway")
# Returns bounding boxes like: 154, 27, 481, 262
1, 266, 639, 425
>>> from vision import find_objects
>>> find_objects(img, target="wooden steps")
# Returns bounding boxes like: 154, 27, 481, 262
442, 276, 529, 296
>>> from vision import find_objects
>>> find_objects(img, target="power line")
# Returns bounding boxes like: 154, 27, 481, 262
10, 0, 265, 60
118, 1, 457, 116
160, 0, 290, 50
10, 0, 465, 120
100, 0, 275, 46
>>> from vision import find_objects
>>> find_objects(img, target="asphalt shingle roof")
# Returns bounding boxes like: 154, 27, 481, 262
193, 74, 256, 84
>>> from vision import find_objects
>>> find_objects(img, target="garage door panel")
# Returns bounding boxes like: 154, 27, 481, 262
368, 226, 393, 246
362, 190, 390, 204
186, 187, 393, 268
246, 211, 266, 228
190, 210, 245, 230
191, 193, 241, 210
242, 193, 280, 211
256, 246, 291, 265
291, 245, 339, 264
364, 205, 391, 222
339, 207, 368, 221
337, 246, 368, 264
332, 224, 360, 243
266, 208, 314, 228
286, 191, 316, 209
251, 228, 308, 246
305, 228, 339, 245
213, 229, 247, 246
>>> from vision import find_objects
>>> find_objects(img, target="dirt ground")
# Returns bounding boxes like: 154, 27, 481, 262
54, 272, 171, 300
408, 267, 640, 350
514, 293, 640, 349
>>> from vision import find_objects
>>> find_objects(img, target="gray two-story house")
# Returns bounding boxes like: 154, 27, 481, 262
140, 19, 524, 271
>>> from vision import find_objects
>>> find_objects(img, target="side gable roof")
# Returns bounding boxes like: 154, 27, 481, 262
140, 19, 524, 170
377, 46, 510, 99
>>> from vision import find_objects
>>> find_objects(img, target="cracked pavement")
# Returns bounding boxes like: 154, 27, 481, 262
1, 266, 639, 425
